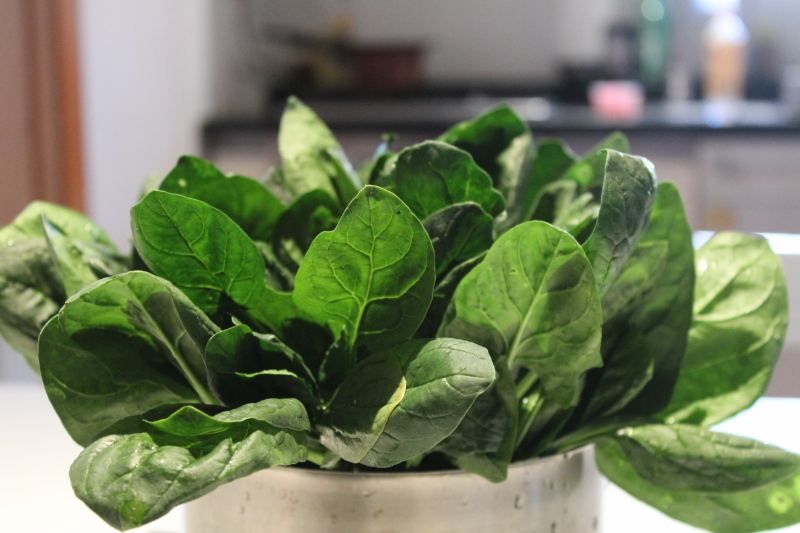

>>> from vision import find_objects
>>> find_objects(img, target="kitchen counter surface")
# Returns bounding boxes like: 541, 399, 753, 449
203, 99, 800, 141
2, 383, 799, 533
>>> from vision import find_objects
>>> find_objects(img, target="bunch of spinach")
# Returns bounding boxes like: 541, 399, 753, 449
0, 96, 792, 533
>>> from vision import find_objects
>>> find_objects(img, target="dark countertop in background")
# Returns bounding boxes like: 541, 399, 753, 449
203, 99, 800, 144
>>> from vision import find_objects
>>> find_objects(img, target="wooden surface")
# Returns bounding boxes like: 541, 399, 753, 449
0, 0, 84, 224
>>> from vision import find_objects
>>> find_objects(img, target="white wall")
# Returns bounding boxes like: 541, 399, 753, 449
78, 0, 214, 247
0, 0, 216, 381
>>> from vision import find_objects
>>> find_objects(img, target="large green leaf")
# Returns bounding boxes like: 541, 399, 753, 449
38, 271, 220, 445
661, 233, 788, 426
71, 399, 308, 530
293, 186, 435, 358
440, 221, 602, 407
387, 141, 505, 219
319, 338, 494, 467
610, 424, 800, 492
271, 189, 341, 272
423, 202, 493, 276
278, 96, 351, 200
597, 434, 800, 533
205, 324, 317, 408
582, 150, 657, 293
617, 183, 695, 413
131, 191, 268, 319
0, 202, 121, 369
438, 104, 528, 183
160, 156, 285, 241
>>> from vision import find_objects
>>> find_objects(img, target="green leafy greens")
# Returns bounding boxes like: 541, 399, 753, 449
0, 97, 791, 532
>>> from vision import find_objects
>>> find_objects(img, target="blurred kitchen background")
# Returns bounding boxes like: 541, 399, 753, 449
1, 0, 798, 393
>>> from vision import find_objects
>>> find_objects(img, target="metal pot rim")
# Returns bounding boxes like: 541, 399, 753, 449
274, 444, 593, 480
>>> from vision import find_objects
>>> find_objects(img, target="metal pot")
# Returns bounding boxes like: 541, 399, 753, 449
185, 446, 601, 533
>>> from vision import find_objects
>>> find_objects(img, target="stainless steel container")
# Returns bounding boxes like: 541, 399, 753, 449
185, 446, 600, 533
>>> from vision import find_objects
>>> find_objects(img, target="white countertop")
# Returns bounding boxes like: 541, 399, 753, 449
1, 383, 799, 533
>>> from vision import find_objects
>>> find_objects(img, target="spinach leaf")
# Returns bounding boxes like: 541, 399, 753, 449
423, 202, 493, 276
38, 271, 220, 445
608, 424, 800, 492
293, 186, 435, 359
319, 338, 494, 467
496, 132, 534, 210
131, 191, 268, 319
42, 216, 127, 295
0, 200, 116, 247
511, 138, 577, 226
418, 252, 485, 338
615, 183, 695, 413
0, 202, 122, 369
584, 333, 654, 419
661, 232, 788, 426
278, 96, 353, 201
206, 324, 318, 409
386, 141, 505, 219
438, 359, 518, 482
582, 150, 657, 293
597, 432, 800, 533
440, 221, 602, 408
438, 104, 528, 183
562, 131, 630, 190
160, 156, 285, 242
271, 189, 341, 272
71, 398, 308, 530
0, 240, 64, 370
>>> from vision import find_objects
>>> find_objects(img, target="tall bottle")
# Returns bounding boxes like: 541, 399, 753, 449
703, 2, 749, 101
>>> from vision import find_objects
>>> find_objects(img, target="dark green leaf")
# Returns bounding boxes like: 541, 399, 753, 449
597, 438, 800, 533
271, 189, 341, 272
582, 150, 657, 293
608, 424, 800, 492
616, 183, 695, 414
585, 333, 654, 418
0, 240, 64, 370
131, 191, 268, 319
71, 399, 308, 530
0, 202, 120, 370
387, 141, 505, 218
38, 271, 221, 445
661, 232, 788, 426
319, 338, 494, 467
438, 359, 518, 482
423, 202, 493, 276
438, 104, 528, 183
293, 186, 435, 359
418, 253, 485, 338
440, 221, 602, 407
160, 156, 285, 242
205, 324, 317, 408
